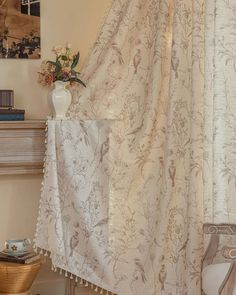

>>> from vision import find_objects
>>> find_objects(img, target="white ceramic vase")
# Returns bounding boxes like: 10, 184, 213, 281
48, 81, 72, 119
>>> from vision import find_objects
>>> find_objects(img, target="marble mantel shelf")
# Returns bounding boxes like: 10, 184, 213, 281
0, 120, 46, 175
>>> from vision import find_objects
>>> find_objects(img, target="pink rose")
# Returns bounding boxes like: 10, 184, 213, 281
44, 73, 54, 86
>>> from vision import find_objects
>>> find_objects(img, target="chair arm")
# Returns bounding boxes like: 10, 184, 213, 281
222, 246, 236, 260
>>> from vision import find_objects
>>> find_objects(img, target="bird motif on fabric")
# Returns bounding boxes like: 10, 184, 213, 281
127, 118, 144, 135
158, 264, 167, 291
168, 160, 176, 187
100, 137, 109, 163
179, 235, 189, 252
134, 258, 147, 283
133, 49, 142, 74
69, 231, 79, 257
111, 43, 124, 64
171, 49, 179, 79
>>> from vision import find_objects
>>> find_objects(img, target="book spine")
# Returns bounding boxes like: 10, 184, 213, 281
0, 257, 25, 264
0, 114, 24, 121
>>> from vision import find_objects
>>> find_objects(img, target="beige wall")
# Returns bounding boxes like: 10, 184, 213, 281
0, 0, 111, 248
0, 175, 42, 245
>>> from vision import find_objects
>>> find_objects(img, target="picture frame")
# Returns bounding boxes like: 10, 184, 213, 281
0, 0, 40, 59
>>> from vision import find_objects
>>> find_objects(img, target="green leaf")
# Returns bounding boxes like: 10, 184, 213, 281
60, 55, 68, 61
71, 70, 77, 76
71, 51, 80, 69
47, 60, 61, 72
70, 77, 86, 87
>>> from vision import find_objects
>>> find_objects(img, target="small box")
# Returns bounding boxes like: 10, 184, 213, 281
0, 90, 14, 108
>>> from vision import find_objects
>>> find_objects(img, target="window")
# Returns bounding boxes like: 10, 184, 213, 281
21, 0, 40, 17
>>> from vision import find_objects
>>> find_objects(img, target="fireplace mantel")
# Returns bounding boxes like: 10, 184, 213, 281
0, 120, 46, 175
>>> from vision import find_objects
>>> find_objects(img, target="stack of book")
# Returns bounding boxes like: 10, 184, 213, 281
0, 109, 25, 121
0, 251, 40, 264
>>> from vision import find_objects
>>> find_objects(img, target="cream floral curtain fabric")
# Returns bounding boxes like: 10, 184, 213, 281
69, 1, 205, 293
35, 0, 236, 295
36, 120, 115, 292
204, 0, 236, 224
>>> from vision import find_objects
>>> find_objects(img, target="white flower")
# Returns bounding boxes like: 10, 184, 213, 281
52, 46, 64, 56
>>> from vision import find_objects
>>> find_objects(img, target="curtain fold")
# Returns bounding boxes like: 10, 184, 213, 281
35, 0, 236, 294
204, 0, 236, 225
69, 1, 205, 292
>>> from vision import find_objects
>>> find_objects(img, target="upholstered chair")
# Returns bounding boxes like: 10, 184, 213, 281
202, 223, 236, 295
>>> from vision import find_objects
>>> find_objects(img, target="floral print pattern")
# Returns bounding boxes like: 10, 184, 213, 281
35, 0, 236, 295
204, 0, 236, 225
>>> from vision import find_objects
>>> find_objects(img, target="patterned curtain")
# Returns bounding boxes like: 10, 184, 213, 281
69, 1, 204, 293
35, 0, 236, 295
204, 0, 236, 225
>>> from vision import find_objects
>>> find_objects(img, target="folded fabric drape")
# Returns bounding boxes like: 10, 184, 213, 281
35, 0, 236, 294
35, 120, 115, 293
204, 0, 236, 225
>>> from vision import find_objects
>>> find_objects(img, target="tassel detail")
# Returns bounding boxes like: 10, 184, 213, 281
100, 289, 103, 294
70, 274, 73, 280
95, 286, 98, 292
80, 278, 83, 285
85, 281, 89, 287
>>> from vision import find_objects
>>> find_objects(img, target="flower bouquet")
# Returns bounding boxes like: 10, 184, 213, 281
38, 44, 86, 119
38, 44, 86, 88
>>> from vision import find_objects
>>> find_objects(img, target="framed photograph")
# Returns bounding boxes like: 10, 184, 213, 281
0, 0, 40, 59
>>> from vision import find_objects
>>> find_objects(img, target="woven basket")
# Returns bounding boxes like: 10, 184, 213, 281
0, 259, 41, 294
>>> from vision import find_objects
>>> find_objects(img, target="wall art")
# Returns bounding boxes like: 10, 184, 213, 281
0, 0, 40, 59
